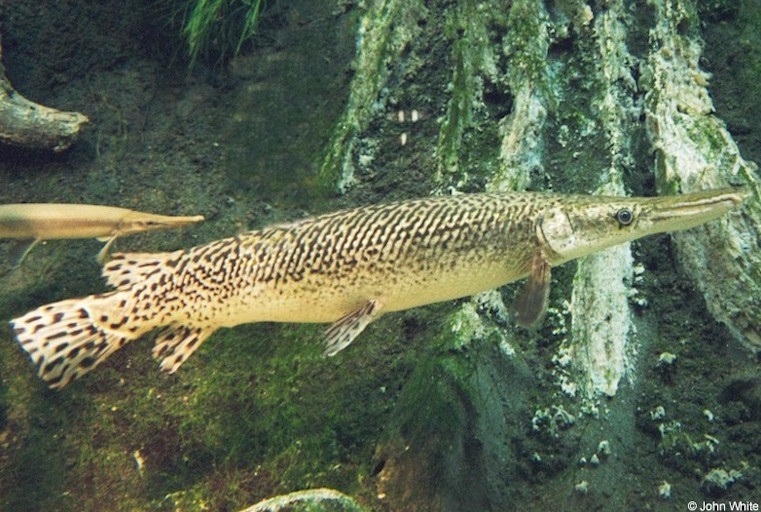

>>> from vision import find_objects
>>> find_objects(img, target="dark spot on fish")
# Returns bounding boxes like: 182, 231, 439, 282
54, 343, 70, 353
53, 312, 64, 323
68, 347, 81, 359
44, 357, 65, 373
80, 356, 96, 368
109, 318, 127, 329
46, 331, 70, 341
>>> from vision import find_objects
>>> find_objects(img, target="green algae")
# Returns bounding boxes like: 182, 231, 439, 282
182, 0, 266, 65
319, 0, 427, 192
434, 0, 502, 186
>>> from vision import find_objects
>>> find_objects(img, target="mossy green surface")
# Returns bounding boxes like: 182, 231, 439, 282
434, 0, 504, 186
318, 0, 427, 192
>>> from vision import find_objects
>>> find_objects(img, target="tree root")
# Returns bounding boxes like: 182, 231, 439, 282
0, 32, 88, 152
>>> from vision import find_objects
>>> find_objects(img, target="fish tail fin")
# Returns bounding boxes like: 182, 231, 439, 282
11, 291, 140, 389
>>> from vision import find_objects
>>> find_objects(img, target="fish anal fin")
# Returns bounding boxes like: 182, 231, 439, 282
324, 300, 382, 356
152, 324, 214, 373
514, 251, 551, 328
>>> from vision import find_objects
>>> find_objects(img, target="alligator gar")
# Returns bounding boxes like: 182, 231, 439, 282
10, 188, 748, 388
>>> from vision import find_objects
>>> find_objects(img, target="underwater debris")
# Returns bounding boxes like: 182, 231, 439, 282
0, 32, 88, 151
574, 480, 589, 494
701, 467, 743, 495
658, 480, 672, 499
657, 352, 678, 367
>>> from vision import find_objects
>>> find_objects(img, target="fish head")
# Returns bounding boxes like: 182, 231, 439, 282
537, 187, 749, 265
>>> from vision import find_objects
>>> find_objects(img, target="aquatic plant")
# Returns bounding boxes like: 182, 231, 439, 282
181, 0, 266, 64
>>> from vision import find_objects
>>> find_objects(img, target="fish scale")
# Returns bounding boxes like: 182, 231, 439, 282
10, 188, 748, 388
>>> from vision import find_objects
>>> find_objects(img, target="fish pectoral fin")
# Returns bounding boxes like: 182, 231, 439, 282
152, 325, 215, 373
324, 300, 382, 356
96, 234, 119, 264
514, 251, 551, 328
11, 238, 41, 266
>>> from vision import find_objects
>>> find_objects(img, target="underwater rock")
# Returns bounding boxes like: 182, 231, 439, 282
373, 338, 536, 511
719, 375, 761, 421
237, 488, 366, 512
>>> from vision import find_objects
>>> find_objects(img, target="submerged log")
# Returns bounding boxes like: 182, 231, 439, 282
0, 30, 88, 152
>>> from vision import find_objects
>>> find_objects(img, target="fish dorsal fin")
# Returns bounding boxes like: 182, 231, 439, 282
324, 300, 382, 356
514, 250, 551, 327
102, 250, 182, 289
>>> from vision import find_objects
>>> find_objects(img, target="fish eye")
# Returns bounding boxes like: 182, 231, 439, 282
615, 208, 634, 226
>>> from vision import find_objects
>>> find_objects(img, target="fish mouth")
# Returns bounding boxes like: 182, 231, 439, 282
648, 187, 749, 230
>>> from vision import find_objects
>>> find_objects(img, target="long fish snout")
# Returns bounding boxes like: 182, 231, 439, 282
647, 187, 749, 232
127, 214, 205, 233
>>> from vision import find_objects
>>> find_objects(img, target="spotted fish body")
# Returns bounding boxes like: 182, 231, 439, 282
11, 188, 748, 388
